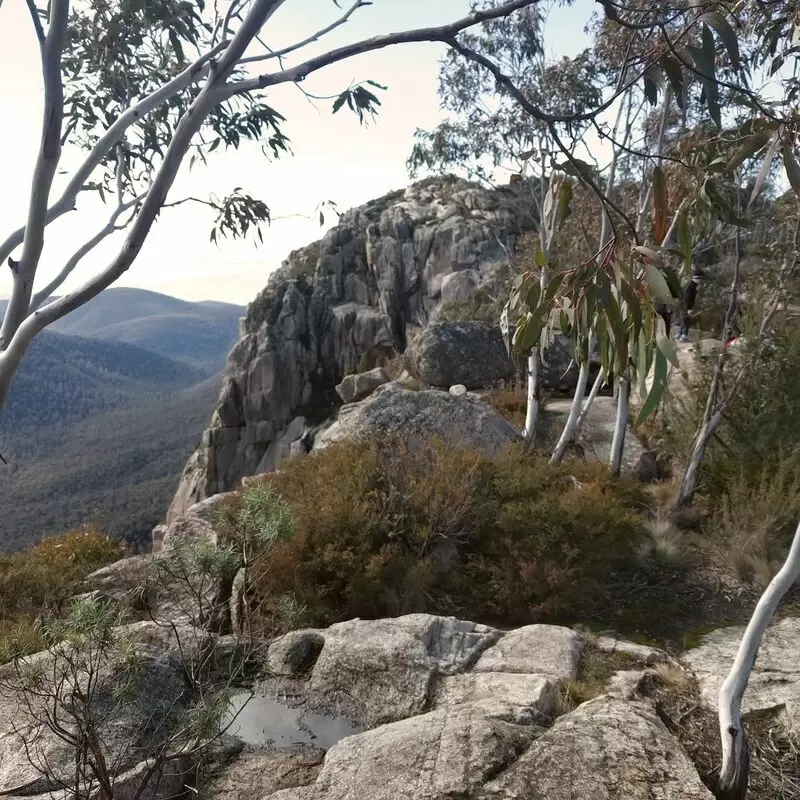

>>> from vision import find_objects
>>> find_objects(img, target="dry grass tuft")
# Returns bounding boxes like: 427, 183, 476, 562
637, 519, 695, 569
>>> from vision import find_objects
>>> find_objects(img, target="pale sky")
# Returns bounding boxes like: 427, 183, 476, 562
0, 0, 594, 305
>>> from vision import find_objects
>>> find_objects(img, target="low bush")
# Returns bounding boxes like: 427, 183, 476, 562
245, 438, 671, 634
0, 526, 123, 658
481, 385, 528, 429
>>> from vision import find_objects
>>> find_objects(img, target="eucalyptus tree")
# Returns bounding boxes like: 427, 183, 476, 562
416, 6, 800, 793
0, 0, 543, 418
408, 0, 605, 441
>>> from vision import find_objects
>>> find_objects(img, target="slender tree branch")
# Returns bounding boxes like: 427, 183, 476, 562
223, 0, 547, 97
239, 0, 367, 65
0, 0, 68, 350
0, 40, 230, 275
24, 0, 45, 48
30, 193, 145, 312
447, 37, 640, 240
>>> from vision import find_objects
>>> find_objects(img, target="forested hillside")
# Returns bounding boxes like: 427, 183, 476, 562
0, 290, 242, 551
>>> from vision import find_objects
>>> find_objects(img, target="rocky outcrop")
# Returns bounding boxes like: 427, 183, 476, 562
312, 383, 522, 457
201, 614, 714, 800
335, 367, 389, 403
303, 615, 506, 726
405, 322, 514, 389
168, 178, 536, 520
483, 697, 714, 800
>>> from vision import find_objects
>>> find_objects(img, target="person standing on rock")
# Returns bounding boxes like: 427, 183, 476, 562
677, 266, 705, 343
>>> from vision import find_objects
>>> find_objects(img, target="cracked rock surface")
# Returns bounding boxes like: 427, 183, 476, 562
201, 615, 712, 800
682, 616, 800, 718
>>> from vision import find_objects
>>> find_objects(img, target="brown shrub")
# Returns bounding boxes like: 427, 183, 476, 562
481, 386, 528, 429
0, 526, 124, 658
247, 439, 661, 633
0, 525, 123, 619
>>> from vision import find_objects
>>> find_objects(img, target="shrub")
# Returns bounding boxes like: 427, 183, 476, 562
247, 439, 660, 633
0, 526, 123, 619
481, 385, 528, 429
0, 526, 123, 659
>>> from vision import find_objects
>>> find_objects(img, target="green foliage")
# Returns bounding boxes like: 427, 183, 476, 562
247, 438, 670, 633
224, 483, 296, 547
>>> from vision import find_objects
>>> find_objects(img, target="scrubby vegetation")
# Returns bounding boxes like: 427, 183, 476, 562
0, 527, 123, 657
651, 318, 800, 588
214, 438, 725, 642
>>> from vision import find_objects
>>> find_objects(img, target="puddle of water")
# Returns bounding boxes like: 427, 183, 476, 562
226, 691, 363, 749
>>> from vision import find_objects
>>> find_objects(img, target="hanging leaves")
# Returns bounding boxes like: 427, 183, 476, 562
686, 44, 721, 128
634, 348, 668, 426
677, 209, 693, 271
332, 80, 388, 125
557, 181, 573, 229
659, 55, 685, 110
725, 128, 774, 172
748, 132, 781, 208
698, 11, 741, 69
700, 179, 751, 227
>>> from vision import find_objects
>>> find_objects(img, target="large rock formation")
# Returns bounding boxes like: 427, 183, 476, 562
404, 322, 514, 389
168, 177, 536, 520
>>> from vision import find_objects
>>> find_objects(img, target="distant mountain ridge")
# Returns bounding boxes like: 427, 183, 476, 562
0, 287, 245, 551
0, 288, 245, 372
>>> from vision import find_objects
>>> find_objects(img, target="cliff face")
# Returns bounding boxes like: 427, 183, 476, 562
167, 176, 536, 521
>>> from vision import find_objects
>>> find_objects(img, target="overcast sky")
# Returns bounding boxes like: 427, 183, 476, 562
0, 0, 594, 305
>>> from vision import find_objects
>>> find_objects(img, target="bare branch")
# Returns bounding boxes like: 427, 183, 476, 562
239, 0, 367, 65
447, 38, 640, 240
223, 0, 546, 97
30, 192, 145, 312
24, 0, 45, 48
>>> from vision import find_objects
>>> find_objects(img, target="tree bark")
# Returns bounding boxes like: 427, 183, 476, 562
575, 367, 604, 435
523, 351, 540, 442
550, 361, 590, 463
609, 375, 629, 475
716, 519, 800, 800
0, 0, 68, 350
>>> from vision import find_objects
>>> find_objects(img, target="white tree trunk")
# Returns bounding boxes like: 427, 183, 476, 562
717, 519, 800, 800
523, 351, 540, 442
575, 367, 604, 435
609, 376, 629, 475
550, 361, 589, 463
